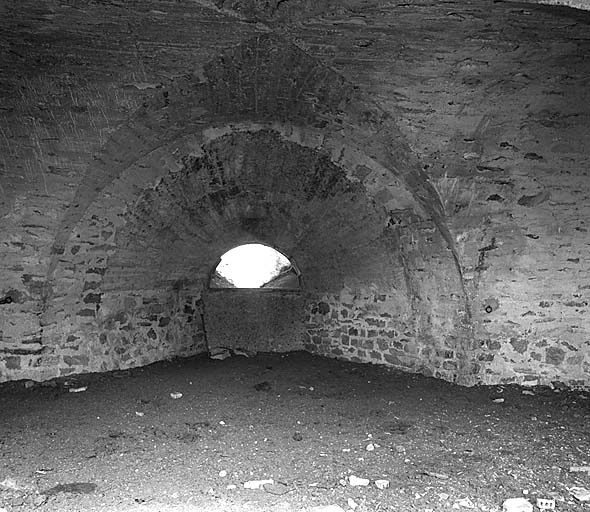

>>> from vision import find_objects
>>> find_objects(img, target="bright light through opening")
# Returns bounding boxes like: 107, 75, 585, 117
215, 244, 291, 288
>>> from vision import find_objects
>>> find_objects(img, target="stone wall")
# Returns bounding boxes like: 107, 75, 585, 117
204, 289, 306, 352
287, 0, 590, 388
1, 26, 452, 382
305, 217, 473, 385
1, 0, 590, 388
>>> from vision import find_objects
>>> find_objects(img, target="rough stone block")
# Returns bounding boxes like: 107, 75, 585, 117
546, 346, 566, 365
4, 356, 21, 370
63, 355, 90, 366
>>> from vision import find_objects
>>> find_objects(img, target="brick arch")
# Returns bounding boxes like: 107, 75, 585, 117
41, 120, 430, 345
40, 33, 470, 381
105, 130, 396, 294
45, 32, 457, 298
96, 130, 417, 358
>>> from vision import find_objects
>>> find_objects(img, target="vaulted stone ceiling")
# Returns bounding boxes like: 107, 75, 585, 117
1, 0, 590, 388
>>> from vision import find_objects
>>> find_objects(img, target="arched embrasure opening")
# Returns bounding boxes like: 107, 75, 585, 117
204, 242, 305, 354
209, 243, 301, 290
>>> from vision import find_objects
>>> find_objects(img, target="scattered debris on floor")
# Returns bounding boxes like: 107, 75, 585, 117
0, 477, 46, 509
502, 497, 533, 512
209, 347, 257, 360
1, 352, 590, 511
571, 487, 590, 502
347, 475, 370, 487
309, 505, 346, 512
243, 479, 274, 490
209, 348, 232, 360
536, 498, 555, 510
68, 386, 88, 393
34, 469, 54, 476
454, 496, 476, 509
0, 479, 23, 492
374, 479, 390, 490
233, 348, 256, 358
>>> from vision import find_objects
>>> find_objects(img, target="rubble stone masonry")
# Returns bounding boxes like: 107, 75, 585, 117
1, 0, 590, 389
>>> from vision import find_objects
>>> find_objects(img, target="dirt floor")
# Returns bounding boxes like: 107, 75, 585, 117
0, 351, 589, 512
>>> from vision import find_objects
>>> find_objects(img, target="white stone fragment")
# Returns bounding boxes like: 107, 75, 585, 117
375, 479, 390, 490
347, 497, 358, 509
348, 475, 370, 486
571, 486, 590, 502
0, 478, 21, 490
455, 497, 476, 508
233, 347, 255, 357
209, 347, 231, 360
309, 506, 346, 512
502, 497, 533, 512
536, 498, 555, 510
243, 479, 274, 489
